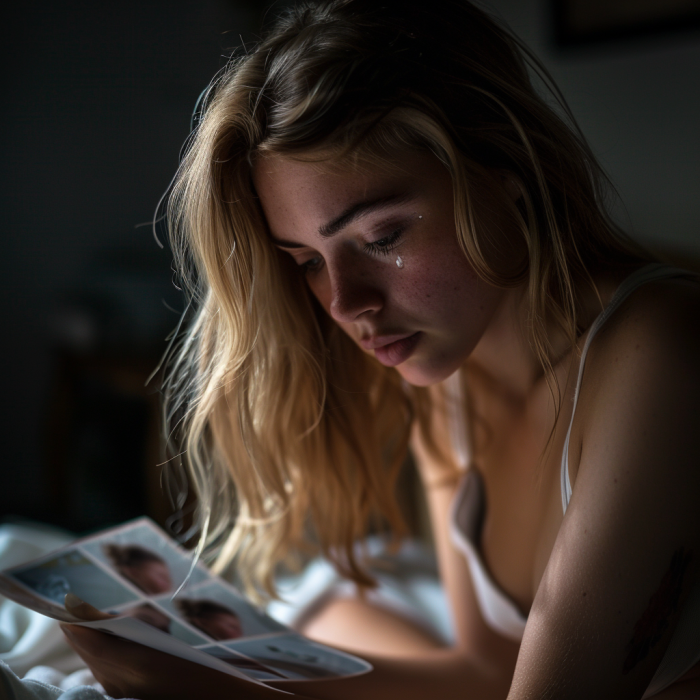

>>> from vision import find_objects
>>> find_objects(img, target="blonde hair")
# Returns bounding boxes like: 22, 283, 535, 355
163, 0, 652, 598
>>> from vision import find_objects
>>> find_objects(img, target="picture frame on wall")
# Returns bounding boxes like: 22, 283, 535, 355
552, 0, 700, 48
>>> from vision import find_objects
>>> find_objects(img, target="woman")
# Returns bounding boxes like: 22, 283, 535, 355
61, 0, 700, 697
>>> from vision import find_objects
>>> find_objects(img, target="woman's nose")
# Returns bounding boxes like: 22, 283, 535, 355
328, 258, 384, 324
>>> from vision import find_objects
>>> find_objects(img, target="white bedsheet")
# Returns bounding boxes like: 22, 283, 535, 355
0, 522, 123, 700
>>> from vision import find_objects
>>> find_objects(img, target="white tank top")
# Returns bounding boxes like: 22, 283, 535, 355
449, 263, 700, 696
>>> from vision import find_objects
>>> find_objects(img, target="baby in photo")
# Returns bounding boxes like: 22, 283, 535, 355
103, 543, 172, 595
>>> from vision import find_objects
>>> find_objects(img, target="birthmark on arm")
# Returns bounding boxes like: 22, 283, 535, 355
622, 547, 693, 675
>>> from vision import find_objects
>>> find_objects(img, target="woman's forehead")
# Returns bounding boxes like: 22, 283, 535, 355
252, 150, 444, 240
252, 145, 443, 188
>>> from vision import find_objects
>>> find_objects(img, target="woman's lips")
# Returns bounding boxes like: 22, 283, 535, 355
372, 332, 421, 367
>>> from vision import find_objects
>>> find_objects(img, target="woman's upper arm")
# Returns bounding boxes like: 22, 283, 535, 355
509, 283, 700, 700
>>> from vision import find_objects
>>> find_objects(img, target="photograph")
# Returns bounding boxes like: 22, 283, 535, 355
113, 602, 210, 646
196, 645, 287, 682
160, 580, 287, 641
0, 573, 83, 624
7, 549, 138, 610
222, 634, 371, 681
117, 603, 171, 633
81, 519, 208, 594
173, 598, 244, 641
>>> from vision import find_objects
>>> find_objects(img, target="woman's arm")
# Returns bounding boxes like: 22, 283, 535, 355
62, 381, 517, 700
507, 280, 700, 700
290, 429, 520, 700
63, 623, 511, 700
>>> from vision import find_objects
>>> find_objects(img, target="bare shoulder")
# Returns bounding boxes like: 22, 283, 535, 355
585, 274, 700, 399
575, 272, 700, 497
512, 275, 700, 698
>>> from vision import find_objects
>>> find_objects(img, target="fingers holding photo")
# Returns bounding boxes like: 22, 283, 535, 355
64, 592, 116, 621
60, 624, 246, 700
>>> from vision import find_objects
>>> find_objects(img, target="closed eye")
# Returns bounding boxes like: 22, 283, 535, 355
299, 254, 324, 274
364, 228, 404, 257
274, 243, 324, 276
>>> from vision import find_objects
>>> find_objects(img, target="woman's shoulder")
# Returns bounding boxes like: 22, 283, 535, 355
525, 271, 700, 700
591, 269, 700, 363
577, 268, 700, 476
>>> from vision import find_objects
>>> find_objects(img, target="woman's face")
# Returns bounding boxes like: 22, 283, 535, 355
253, 149, 517, 387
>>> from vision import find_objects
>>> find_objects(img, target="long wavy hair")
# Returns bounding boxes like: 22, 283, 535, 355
163, 0, 652, 598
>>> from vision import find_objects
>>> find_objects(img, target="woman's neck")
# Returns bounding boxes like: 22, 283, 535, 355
467, 263, 646, 402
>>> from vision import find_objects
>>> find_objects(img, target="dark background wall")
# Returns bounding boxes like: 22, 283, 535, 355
1, 0, 699, 535
0, 0, 266, 530
489, 0, 700, 256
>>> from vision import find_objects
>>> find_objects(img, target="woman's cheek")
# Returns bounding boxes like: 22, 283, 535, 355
398, 255, 449, 311
306, 272, 331, 313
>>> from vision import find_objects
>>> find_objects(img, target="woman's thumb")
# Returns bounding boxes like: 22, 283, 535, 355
64, 593, 115, 621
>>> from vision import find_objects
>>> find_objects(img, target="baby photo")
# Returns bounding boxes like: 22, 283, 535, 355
221, 634, 371, 681
112, 602, 209, 646
81, 518, 208, 595
6, 549, 138, 610
0, 574, 83, 624
161, 580, 287, 641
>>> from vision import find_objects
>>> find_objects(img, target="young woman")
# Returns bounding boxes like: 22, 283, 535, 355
61, 0, 700, 698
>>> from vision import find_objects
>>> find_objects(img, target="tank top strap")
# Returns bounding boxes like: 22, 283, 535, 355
561, 263, 698, 513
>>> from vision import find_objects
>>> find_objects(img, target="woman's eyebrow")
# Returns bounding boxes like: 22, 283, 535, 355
271, 191, 416, 248
319, 191, 416, 238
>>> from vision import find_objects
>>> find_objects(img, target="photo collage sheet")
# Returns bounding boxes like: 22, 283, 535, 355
0, 518, 371, 687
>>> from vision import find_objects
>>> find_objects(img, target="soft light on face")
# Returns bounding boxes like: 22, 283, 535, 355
253, 149, 516, 387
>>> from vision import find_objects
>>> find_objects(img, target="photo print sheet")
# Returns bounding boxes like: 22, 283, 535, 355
0, 517, 372, 686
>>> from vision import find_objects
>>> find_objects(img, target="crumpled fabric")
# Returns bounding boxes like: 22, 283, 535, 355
269, 537, 453, 645
0, 660, 123, 700
0, 523, 132, 700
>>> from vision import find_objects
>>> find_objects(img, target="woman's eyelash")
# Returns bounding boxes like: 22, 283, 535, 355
300, 255, 323, 274
363, 228, 404, 256
297, 226, 406, 274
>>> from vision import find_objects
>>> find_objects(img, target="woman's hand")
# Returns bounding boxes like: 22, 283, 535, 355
60, 595, 285, 700
63, 592, 115, 622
